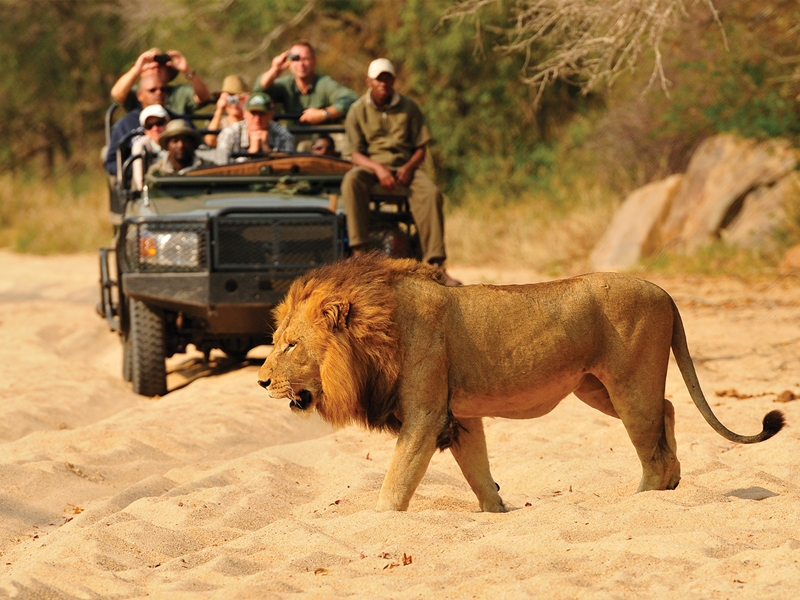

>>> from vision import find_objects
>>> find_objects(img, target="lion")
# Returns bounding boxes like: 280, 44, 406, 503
257, 254, 784, 512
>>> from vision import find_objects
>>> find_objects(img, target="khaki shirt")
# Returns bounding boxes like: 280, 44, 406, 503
146, 154, 212, 177
345, 92, 431, 168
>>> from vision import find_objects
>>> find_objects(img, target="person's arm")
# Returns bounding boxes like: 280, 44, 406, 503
204, 94, 229, 147
351, 151, 397, 189
257, 50, 292, 90
110, 49, 159, 103
167, 51, 210, 105
299, 77, 358, 124
215, 126, 234, 164
395, 146, 426, 186
268, 122, 295, 152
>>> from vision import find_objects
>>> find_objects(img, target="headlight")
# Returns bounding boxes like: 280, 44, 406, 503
139, 229, 200, 268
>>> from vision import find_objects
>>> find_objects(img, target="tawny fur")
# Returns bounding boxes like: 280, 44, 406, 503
258, 254, 784, 513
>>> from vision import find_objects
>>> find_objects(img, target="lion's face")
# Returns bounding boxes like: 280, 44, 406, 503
258, 257, 405, 430
258, 307, 327, 413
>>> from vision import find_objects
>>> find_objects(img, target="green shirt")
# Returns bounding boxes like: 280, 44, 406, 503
123, 84, 198, 115
256, 74, 357, 119
345, 92, 432, 168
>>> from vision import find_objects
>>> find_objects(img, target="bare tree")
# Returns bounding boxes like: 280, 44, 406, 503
444, 0, 723, 106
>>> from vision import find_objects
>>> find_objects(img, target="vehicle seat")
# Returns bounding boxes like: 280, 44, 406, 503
369, 184, 410, 213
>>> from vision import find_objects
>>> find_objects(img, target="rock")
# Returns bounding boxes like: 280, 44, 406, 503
660, 134, 798, 252
589, 174, 683, 271
778, 244, 800, 273
722, 171, 800, 249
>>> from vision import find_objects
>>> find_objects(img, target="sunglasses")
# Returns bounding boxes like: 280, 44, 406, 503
144, 118, 168, 130
145, 86, 169, 94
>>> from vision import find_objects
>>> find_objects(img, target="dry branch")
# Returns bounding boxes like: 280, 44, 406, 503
444, 0, 722, 106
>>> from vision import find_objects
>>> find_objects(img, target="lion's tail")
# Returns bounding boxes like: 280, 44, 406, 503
670, 300, 785, 444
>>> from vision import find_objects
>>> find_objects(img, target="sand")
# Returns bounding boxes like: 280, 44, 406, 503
1, 250, 799, 599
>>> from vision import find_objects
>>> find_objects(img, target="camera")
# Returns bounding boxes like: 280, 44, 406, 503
286, 53, 300, 61
226, 95, 239, 106
153, 53, 171, 65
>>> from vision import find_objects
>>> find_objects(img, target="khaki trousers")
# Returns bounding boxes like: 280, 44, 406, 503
341, 166, 446, 262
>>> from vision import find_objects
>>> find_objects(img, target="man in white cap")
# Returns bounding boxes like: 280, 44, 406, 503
104, 73, 172, 177
342, 58, 459, 285
130, 105, 170, 190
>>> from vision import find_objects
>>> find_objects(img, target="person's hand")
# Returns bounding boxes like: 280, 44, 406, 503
134, 49, 159, 73
216, 92, 230, 111
374, 164, 397, 189
248, 130, 269, 153
298, 107, 328, 125
271, 50, 292, 73
167, 50, 189, 73
395, 164, 416, 186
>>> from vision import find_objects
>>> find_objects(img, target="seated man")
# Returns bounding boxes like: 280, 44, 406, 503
147, 120, 213, 177
255, 40, 357, 124
111, 48, 210, 115
130, 105, 170, 190
310, 133, 338, 157
104, 74, 171, 177
215, 92, 294, 164
342, 58, 460, 286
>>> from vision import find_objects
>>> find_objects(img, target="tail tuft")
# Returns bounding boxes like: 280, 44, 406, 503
762, 410, 785, 440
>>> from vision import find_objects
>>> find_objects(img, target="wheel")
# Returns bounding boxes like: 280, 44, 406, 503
221, 339, 251, 363
130, 299, 167, 396
122, 333, 132, 382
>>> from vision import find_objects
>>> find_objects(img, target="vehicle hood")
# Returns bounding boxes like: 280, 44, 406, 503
132, 191, 333, 218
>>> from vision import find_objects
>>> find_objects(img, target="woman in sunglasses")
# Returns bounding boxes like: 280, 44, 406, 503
130, 105, 171, 190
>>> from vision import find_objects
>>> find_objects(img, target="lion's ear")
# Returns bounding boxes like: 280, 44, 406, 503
322, 298, 350, 332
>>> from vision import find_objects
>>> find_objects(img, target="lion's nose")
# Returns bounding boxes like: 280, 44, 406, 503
258, 379, 271, 389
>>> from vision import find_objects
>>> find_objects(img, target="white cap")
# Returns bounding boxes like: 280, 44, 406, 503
139, 104, 169, 126
367, 58, 396, 79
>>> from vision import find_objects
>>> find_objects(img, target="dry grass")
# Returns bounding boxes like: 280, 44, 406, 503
444, 184, 619, 275
0, 171, 111, 254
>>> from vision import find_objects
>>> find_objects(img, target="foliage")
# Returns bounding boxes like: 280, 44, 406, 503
388, 0, 596, 203
444, 0, 721, 101
0, 172, 108, 254
2, 0, 800, 272
0, 0, 130, 172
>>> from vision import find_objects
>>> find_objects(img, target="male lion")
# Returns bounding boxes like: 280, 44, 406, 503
258, 254, 784, 512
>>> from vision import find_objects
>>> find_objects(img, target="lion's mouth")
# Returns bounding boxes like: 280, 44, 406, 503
290, 390, 313, 411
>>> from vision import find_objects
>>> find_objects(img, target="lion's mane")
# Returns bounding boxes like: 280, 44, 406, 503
273, 253, 445, 433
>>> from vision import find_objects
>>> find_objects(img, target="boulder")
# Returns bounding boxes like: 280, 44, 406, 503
779, 243, 800, 273
589, 174, 683, 271
660, 134, 798, 252
722, 171, 800, 249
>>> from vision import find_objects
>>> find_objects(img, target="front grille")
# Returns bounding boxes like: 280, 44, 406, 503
213, 213, 339, 271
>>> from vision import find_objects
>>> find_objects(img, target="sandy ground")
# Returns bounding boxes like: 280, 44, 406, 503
1, 250, 800, 599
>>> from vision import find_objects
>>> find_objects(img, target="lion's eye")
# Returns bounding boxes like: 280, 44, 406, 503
285, 342, 297, 353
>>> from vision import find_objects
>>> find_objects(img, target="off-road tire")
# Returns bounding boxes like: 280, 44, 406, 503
122, 332, 133, 382
130, 299, 167, 396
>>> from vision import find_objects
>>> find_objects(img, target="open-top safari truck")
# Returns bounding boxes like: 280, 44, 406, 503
98, 107, 420, 396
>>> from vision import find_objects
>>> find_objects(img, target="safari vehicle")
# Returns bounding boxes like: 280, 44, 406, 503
98, 107, 420, 396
